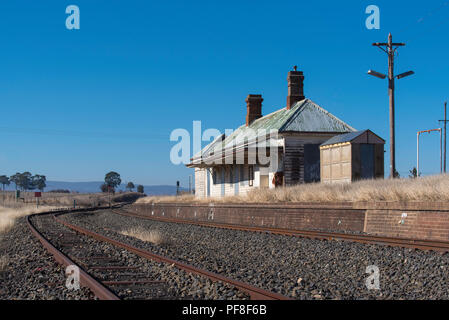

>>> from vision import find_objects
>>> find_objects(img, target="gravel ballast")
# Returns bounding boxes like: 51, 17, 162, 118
0, 216, 94, 300
31, 213, 248, 300
63, 208, 449, 300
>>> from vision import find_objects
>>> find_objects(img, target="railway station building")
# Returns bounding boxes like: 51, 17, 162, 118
187, 68, 385, 198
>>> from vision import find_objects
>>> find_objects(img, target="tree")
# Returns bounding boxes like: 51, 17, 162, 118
17, 172, 32, 190
126, 182, 135, 192
137, 185, 144, 193
0, 175, 10, 191
32, 175, 46, 191
393, 170, 400, 179
9, 173, 21, 190
104, 171, 121, 191
409, 167, 418, 179
100, 183, 109, 193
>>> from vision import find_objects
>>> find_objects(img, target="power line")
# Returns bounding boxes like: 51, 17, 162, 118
406, 15, 449, 44
397, 1, 449, 35
438, 101, 448, 173
0, 126, 168, 141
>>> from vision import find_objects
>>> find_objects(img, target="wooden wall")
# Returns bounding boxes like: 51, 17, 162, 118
351, 144, 361, 181
374, 144, 384, 178
283, 136, 304, 186
321, 143, 352, 183
284, 133, 337, 186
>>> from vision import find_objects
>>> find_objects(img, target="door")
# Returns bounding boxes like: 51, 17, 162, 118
304, 144, 321, 183
360, 144, 375, 179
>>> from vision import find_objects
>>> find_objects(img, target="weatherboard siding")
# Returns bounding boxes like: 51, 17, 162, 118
194, 168, 206, 197
283, 134, 335, 186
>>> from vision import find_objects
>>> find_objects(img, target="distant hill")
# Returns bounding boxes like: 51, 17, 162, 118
3, 181, 188, 195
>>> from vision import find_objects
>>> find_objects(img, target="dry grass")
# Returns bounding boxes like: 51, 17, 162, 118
0, 205, 56, 234
39, 193, 109, 207
0, 255, 8, 272
0, 191, 110, 208
120, 227, 170, 246
136, 174, 449, 204
137, 194, 198, 204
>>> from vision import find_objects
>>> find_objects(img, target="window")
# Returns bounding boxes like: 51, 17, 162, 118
248, 165, 254, 186
239, 165, 244, 185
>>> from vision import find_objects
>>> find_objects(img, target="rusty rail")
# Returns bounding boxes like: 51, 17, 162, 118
114, 209, 449, 253
54, 213, 290, 300
27, 212, 120, 300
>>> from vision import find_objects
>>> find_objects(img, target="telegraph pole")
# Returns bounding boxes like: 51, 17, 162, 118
371, 33, 407, 178
445, 102, 447, 173
439, 101, 448, 173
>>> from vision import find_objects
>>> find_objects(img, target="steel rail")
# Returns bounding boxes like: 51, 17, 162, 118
27, 212, 120, 300
113, 209, 449, 253
54, 213, 290, 300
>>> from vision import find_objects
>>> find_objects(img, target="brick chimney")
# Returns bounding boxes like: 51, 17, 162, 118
246, 94, 263, 126
286, 66, 305, 109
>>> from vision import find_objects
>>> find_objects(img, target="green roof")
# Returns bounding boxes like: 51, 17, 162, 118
191, 98, 355, 162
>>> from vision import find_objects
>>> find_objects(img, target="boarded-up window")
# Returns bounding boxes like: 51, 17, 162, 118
304, 144, 320, 183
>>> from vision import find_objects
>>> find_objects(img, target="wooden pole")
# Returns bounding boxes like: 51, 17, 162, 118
388, 33, 395, 178
438, 101, 447, 173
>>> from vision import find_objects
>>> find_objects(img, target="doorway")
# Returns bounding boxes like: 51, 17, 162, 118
360, 144, 375, 179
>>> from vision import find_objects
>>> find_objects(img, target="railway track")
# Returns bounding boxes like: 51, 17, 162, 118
28, 209, 290, 300
113, 208, 449, 253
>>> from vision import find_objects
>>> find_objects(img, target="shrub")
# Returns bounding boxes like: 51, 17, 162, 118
111, 192, 145, 203
121, 227, 170, 246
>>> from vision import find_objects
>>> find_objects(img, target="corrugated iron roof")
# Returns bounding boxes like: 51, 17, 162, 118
192, 133, 225, 160
221, 99, 355, 149
280, 100, 356, 132
320, 130, 368, 147
190, 98, 356, 163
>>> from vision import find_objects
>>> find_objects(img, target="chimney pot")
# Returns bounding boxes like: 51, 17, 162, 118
287, 68, 305, 109
246, 94, 263, 126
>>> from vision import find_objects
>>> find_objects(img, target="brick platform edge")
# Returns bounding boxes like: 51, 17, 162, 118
130, 201, 449, 242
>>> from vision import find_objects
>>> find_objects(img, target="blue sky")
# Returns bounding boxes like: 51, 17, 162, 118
0, 0, 448, 187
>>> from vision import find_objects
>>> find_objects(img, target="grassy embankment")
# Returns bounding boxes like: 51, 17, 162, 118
136, 174, 449, 204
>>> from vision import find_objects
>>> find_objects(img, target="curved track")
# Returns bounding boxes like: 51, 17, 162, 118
28, 208, 290, 300
113, 208, 449, 253
27, 211, 119, 300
